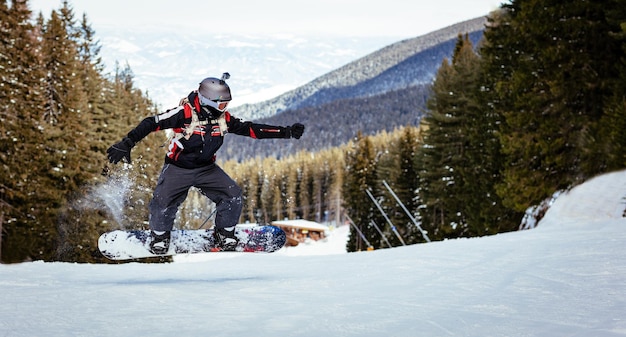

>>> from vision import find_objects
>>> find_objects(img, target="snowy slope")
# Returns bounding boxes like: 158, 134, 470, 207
1, 170, 626, 337
538, 169, 626, 228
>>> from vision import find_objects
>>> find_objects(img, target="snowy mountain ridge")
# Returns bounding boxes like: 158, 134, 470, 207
230, 16, 487, 120
97, 26, 399, 110
217, 17, 488, 160
96, 16, 487, 121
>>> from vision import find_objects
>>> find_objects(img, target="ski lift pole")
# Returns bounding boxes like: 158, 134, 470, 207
198, 208, 218, 229
382, 180, 431, 242
365, 189, 406, 246
370, 220, 392, 248
345, 213, 373, 250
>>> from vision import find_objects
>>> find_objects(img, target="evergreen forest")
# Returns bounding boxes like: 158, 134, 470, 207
1, 0, 625, 263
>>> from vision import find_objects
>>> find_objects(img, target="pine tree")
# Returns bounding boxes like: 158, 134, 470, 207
284, 161, 298, 220
229, 158, 261, 224
311, 157, 332, 223
322, 151, 344, 225
327, 148, 345, 227
1, 0, 71, 262
374, 127, 422, 245
343, 133, 382, 251
595, 0, 626, 170
489, 0, 624, 211
296, 153, 313, 220
416, 36, 470, 240
40, 10, 83, 124
0, 0, 162, 262
462, 35, 522, 234
391, 126, 424, 243
0, 0, 45, 262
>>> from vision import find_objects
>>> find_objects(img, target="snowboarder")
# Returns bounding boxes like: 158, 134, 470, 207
106, 73, 305, 254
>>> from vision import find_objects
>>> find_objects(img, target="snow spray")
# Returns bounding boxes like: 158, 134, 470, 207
96, 173, 133, 226
85, 164, 135, 227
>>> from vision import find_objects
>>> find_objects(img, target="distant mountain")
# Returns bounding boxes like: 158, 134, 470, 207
96, 28, 398, 109
220, 17, 487, 162
96, 16, 488, 162
230, 16, 487, 121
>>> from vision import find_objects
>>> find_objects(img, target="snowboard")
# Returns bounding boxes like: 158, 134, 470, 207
98, 224, 286, 260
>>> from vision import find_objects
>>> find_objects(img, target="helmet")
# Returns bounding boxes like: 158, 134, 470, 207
198, 73, 231, 112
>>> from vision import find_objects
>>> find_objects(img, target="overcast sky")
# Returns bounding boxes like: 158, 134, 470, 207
29, 0, 504, 38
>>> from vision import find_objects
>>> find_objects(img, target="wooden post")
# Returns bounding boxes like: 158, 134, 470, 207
0, 212, 3, 263
370, 220, 392, 248
345, 213, 372, 250
336, 197, 342, 227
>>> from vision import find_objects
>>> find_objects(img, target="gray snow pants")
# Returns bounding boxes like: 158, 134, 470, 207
148, 163, 243, 232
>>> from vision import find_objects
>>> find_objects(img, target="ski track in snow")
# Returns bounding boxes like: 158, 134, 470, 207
1, 170, 626, 337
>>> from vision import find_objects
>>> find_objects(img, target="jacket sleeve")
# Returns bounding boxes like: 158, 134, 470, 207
126, 107, 186, 143
225, 112, 290, 139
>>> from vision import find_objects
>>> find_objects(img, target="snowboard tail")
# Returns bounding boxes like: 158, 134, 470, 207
98, 225, 286, 260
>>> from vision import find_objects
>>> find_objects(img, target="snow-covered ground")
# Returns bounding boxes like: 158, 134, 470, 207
2, 170, 626, 336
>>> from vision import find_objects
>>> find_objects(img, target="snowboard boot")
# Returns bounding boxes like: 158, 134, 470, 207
149, 230, 171, 255
213, 226, 239, 251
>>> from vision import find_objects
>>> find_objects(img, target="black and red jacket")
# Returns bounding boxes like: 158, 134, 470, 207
126, 91, 290, 169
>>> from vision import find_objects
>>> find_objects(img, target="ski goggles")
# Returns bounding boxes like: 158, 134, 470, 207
199, 93, 230, 112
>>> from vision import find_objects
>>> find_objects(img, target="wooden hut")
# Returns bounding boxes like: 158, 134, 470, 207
272, 220, 328, 247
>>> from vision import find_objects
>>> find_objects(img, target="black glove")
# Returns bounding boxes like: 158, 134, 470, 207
286, 123, 305, 139
107, 137, 135, 164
